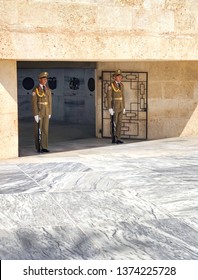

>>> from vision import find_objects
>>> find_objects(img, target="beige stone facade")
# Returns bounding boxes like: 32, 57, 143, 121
0, 60, 18, 159
1, 0, 198, 159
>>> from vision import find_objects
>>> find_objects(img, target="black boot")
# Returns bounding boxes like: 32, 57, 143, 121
116, 139, 124, 144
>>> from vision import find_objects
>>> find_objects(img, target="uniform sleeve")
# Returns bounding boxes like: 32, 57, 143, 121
122, 84, 125, 108
32, 88, 39, 116
107, 84, 112, 109
49, 90, 52, 115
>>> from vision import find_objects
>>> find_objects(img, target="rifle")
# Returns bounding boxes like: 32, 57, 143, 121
111, 114, 116, 143
38, 119, 41, 153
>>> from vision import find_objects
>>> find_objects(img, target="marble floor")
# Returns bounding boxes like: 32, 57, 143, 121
0, 135, 198, 259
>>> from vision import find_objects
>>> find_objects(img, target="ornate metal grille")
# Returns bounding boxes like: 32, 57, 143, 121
102, 71, 148, 140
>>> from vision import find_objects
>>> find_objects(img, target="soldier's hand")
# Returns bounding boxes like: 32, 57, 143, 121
49, 115, 51, 119
34, 115, 39, 123
109, 108, 114, 115
123, 108, 126, 114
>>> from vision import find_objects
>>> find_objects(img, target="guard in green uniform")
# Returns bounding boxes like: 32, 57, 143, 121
107, 69, 125, 144
32, 72, 52, 152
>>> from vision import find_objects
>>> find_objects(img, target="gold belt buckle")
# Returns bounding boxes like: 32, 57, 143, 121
39, 102, 48, 105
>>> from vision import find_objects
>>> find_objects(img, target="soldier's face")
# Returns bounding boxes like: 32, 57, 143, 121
115, 75, 122, 83
39, 77, 48, 85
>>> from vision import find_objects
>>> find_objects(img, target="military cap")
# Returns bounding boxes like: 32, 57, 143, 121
113, 69, 123, 77
38, 72, 49, 79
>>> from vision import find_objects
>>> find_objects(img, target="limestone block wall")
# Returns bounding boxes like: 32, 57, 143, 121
0, 60, 18, 159
97, 61, 198, 140
148, 61, 198, 139
0, 0, 198, 60
1, 0, 198, 159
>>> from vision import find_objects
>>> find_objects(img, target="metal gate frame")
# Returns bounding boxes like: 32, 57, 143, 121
101, 71, 148, 140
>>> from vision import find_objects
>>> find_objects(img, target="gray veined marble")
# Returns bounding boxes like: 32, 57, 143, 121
0, 136, 198, 259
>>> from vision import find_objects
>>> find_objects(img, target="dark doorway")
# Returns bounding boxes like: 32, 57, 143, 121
17, 62, 96, 156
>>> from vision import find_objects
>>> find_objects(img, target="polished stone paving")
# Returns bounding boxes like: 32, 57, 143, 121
0, 135, 198, 260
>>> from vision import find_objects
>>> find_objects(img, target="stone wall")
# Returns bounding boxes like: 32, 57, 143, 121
97, 61, 198, 139
0, 60, 18, 159
1, 0, 198, 159
0, 0, 198, 60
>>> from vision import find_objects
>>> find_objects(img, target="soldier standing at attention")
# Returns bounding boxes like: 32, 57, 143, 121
107, 69, 125, 144
32, 72, 52, 153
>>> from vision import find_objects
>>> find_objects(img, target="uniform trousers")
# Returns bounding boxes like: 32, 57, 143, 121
34, 115, 49, 150
114, 108, 123, 140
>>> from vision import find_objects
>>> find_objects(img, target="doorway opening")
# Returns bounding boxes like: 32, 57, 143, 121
17, 61, 96, 156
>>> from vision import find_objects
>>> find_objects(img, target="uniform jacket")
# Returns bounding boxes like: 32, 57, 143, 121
107, 81, 125, 111
32, 85, 52, 117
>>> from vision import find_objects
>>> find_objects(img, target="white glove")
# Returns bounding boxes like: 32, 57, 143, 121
123, 108, 126, 114
49, 115, 51, 119
109, 108, 114, 115
34, 115, 39, 123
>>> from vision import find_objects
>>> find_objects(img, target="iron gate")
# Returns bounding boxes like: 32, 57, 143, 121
102, 71, 148, 140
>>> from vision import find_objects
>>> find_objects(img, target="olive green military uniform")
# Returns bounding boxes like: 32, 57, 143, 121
107, 80, 125, 141
32, 82, 52, 151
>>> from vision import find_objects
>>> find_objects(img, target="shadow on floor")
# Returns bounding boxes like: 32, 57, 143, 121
18, 119, 142, 157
